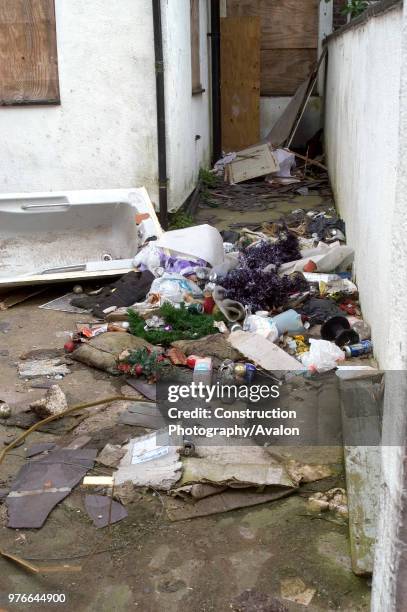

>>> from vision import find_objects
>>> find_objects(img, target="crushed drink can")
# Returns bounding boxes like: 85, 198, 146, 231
343, 340, 373, 358
244, 363, 256, 383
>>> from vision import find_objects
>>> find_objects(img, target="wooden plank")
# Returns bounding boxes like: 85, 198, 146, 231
220, 16, 261, 151
225, 144, 279, 184
339, 374, 384, 575
190, 0, 201, 93
0, 0, 59, 105
261, 48, 317, 96
227, 0, 319, 49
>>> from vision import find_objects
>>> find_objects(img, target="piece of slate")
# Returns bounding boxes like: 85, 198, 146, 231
118, 401, 166, 429
7, 448, 97, 529
125, 378, 156, 401
25, 442, 56, 458
84, 494, 128, 528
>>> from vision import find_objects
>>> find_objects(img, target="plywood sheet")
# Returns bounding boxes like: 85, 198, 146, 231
220, 16, 261, 151
0, 0, 59, 105
227, 0, 319, 49
261, 49, 317, 96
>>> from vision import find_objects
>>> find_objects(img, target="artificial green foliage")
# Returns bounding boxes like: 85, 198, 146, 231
117, 347, 167, 377
127, 302, 221, 346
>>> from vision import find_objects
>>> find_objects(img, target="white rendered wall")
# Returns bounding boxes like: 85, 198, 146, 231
0, 0, 159, 205
325, 3, 403, 367
0, 0, 212, 212
260, 97, 323, 147
162, 0, 212, 210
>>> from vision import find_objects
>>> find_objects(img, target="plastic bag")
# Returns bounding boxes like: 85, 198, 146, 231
133, 243, 162, 273
300, 339, 345, 374
149, 273, 203, 304
243, 315, 279, 342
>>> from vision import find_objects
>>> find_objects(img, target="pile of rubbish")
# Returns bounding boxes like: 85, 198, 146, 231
46, 209, 373, 378
0, 189, 369, 549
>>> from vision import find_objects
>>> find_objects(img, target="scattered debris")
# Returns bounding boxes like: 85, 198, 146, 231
84, 494, 128, 528
231, 589, 288, 612
6, 448, 97, 528
228, 330, 304, 375
29, 385, 68, 419
115, 430, 183, 491
280, 578, 316, 607
18, 358, 71, 379
39, 292, 89, 314
96, 443, 126, 468
225, 144, 279, 184
308, 488, 348, 517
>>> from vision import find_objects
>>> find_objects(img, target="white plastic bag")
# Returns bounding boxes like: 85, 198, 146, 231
300, 339, 345, 373
149, 273, 203, 304
133, 242, 162, 273
243, 315, 279, 343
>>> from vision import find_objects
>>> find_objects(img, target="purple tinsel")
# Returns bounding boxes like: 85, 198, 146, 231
243, 231, 302, 270
220, 231, 306, 311
221, 268, 308, 311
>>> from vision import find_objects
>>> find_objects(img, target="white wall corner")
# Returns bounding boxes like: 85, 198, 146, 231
318, 0, 333, 95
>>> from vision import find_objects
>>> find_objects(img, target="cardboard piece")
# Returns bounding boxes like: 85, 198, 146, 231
228, 330, 304, 375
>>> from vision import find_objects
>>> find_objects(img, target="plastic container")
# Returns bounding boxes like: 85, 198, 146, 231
272, 310, 307, 336
193, 357, 213, 385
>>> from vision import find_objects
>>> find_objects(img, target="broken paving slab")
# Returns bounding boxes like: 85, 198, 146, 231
96, 443, 126, 468
228, 330, 304, 376
115, 430, 182, 491
18, 358, 71, 379
6, 448, 97, 529
84, 494, 128, 528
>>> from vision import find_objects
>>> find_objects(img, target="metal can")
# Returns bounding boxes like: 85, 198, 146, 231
230, 323, 243, 332
187, 303, 203, 314
343, 340, 373, 358
244, 363, 256, 383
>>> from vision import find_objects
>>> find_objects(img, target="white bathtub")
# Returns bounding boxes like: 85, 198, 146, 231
0, 187, 161, 287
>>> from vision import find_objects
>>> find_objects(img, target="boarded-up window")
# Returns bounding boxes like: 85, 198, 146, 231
0, 0, 60, 105
226, 0, 319, 96
190, 0, 202, 94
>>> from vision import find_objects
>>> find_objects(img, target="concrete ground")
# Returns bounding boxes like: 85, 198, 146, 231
0, 193, 371, 611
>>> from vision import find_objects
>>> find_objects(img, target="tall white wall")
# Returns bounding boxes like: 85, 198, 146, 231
162, 0, 212, 210
0, 0, 159, 205
325, 2, 403, 367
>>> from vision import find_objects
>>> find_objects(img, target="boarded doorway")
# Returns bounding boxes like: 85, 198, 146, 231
220, 16, 261, 152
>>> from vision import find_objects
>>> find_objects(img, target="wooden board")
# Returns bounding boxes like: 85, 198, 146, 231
225, 144, 279, 184
227, 0, 319, 49
261, 49, 317, 96
0, 0, 59, 105
220, 17, 260, 151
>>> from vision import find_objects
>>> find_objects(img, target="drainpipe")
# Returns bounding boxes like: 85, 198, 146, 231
152, 0, 168, 229
210, 0, 221, 164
